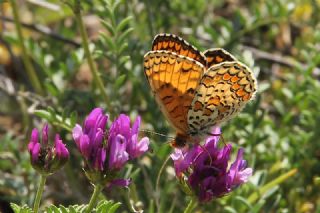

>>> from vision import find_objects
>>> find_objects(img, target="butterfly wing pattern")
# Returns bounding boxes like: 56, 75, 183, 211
187, 61, 256, 137
204, 48, 236, 68
144, 51, 204, 135
152, 33, 207, 65
144, 34, 257, 147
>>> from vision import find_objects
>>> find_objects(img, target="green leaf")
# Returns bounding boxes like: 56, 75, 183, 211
34, 110, 53, 122
119, 56, 130, 67
70, 111, 78, 128
45, 205, 61, 213
116, 16, 133, 33
100, 33, 116, 51
105, 7, 116, 27
116, 28, 134, 46
68, 205, 77, 213
96, 200, 112, 212
107, 202, 121, 213
45, 82, 60, 97
118, 42, 128, 55
58, 205, 69, 213
248, 169, 297, 204
251, 200, 266, 213
101, 20, 116, 36
111, 0, 121, 12
10, 203, 21, 213
234, 196, 252, 209
10, 203, 33, 213
114, 74, 127, 89
223, 206, 238, 213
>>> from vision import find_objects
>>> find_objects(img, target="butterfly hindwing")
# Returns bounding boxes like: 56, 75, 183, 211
187, 61, 257, 135
204, 48, 237, 68
144, 50, 205, 134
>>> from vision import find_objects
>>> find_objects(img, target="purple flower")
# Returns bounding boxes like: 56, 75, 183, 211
170, 127, 252, 202
108, 135, 129, 170
72, 108, 149, 186
27, 124, 69, 174
126, 116, 149, 158
54, 135, 69, 163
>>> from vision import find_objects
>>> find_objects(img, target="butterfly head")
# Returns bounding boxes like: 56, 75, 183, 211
170, 132, 200, 148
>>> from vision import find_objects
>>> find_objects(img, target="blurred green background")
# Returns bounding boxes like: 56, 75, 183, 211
0, 0, 320, 212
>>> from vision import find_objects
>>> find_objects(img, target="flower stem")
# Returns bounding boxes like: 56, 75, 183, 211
9, 0, 43, 95
86, 184, 103, 213
155, 155, 170, 213
183, 197, 198, 213
33, 174, 47, 213
72, 1, 109, 105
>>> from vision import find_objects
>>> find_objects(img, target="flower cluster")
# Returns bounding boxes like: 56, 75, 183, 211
28, 124, 69, 174
171, 128, 252, 202
72, 108, 149, 186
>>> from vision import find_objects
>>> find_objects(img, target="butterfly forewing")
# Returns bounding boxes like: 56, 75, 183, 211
144, 50, 205, 134
152, 34, 207, 66
187, 61, 257, 136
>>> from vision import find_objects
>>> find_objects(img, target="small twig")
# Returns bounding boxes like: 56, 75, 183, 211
155, 155, 171, 213
142, 0, 155, 38
0, 15, 81, 47
8, 0, 43, 95
0, 73, 50, 108
72, 0, 110, 106
27, 0, 60, 11
243, 45, 320, 76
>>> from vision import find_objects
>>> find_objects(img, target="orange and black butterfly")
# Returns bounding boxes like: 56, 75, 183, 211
144, 34, 257, 147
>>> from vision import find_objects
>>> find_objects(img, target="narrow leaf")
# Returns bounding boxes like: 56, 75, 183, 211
116, 16, 133, 33
116, 28, 133, 46
107, 202, 121, 213
248, 169, 297, 203
101, 20, 116, 36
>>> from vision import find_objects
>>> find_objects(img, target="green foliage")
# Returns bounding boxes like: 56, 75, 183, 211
10, 200, 121, 213
34, 107, 77, 131
11, 203, 33, 213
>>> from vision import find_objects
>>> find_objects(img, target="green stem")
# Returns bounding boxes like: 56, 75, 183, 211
155, 155, 171, 213
73, 1, 109, 105
33, 174, 47, 213
183, 197, 198, 213
86, 184, 103, 213
248, 168, 297, 204
9, 0, 43, 95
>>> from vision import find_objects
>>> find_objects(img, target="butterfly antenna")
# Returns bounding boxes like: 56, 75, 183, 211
199, 143, 213, 165
140, 129, 175, 140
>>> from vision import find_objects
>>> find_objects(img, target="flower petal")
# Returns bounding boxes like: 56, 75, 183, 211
79, 135, 91, 158
30, 128, 39, 144
131, 116, 141, 135
94, 148, 106, 171
54, 134, 69, 160
127, 135, 149, 159
72, 124, 83, 148
30, 142, 41, 163
108, 134, 129, 170
42, 123, 49, 146
110, 178, 131, 187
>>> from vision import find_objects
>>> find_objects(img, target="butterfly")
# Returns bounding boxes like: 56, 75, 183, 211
144, 34, 257, 147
